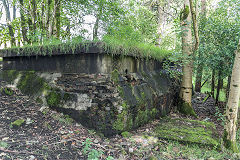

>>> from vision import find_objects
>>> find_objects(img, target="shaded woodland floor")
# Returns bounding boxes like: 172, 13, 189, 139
0, 78, 238, 160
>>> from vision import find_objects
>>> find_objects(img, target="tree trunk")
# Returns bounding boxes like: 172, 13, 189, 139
13, 4, 16, 20
211, 69, 215, 98
46, 0, 53, 37
2, 0, 15, 47
226, 75, 231, 101
31, 0, 37, 32
194, 0, 206, 92
19, 0, 29, 44
223, 40, 240, 152
178, 0, 196, 117
156, 2, 165, 46
40, 1, 45, 43
215, 70, 222, 104
93, 1, 103, 41
93, 16, 100, 40
195, 66, 203, 92
55, 0, 61, 39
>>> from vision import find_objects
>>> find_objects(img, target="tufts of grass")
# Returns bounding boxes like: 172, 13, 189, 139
102, 35, 172, 60
0, 36, 172, 61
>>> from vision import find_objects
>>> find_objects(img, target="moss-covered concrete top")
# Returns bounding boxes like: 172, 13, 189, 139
154, 118, 219, 147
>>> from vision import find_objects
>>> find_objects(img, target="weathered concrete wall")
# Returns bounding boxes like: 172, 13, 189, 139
3, 54, 162, 74
0, 49, 179, 136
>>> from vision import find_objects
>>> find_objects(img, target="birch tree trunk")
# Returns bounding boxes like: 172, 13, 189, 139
46, 0, 53, 37
156, 2, 164, 46
2, 0, 16, 47
93, 1, 103, 40
55, 0, 61, 39
178, 0, 196, 117
223, 40, 240, 153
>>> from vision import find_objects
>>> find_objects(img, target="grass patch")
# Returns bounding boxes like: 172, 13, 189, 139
0, 57, 2, 61
0, 36, 172, 61
102, 35, 172, 60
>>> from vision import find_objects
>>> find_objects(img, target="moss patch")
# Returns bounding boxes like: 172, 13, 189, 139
17, 71, 50, 96
154, 118, 219, 147
223, 130, 239, 152
113, 102, 133, 131
46, 91, 62, 107
178, 99, 197, 117
1, 70, 19, 83
111, 69, 120, 84
10, 119, 25, 128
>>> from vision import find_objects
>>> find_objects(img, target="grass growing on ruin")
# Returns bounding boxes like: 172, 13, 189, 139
102, 35, 172, 60
0, 36, 172, 61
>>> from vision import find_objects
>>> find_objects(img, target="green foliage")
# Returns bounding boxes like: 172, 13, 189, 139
194, 0, 240, 82
81, 138, 114, 160
163, 52, 183, 80
82, 138, 93, 155
215, 106, 225, 126
82, 138, 103, 160
106, 2, 158, 44
87, 149, 104, 160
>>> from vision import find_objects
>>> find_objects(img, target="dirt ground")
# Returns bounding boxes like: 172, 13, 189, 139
0, 78, 226, 160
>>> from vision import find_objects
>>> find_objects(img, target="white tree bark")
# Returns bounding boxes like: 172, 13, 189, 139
178, 0, 196, 117
224, 40, 240, 152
